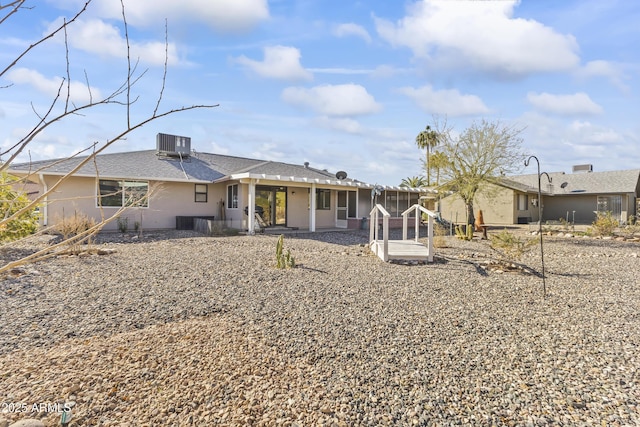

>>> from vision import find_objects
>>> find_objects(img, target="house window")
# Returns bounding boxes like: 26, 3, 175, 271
517, 194, 528, 211
597, 195, 622, 221
227, 184, 238, 209
195, 184, 208, 203
385, 191, 398, 217
316, 189, 331, 210
98, 180, 148, 207
398, 192, 409, 214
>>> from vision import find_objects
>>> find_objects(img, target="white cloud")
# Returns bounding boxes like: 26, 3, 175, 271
370, 65, 412, 79
47, 18, 180, 66
527, 92, 603, 116
375, 0, 579, 77
282, 84, 382, 116
308, 67, 372, 75
568, 120, 622, 145
58, 0, 269, 33
333, 23, 372, 43
576, 60, 629, 92
313, 116, 363, 134
398, 85, 490, 116
6, 67, 102, 103
234, 46, 313, 81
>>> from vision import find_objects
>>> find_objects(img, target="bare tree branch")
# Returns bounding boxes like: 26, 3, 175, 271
154, 19, 169, 117
120, 0, 131, 129
0, 1, 28, 26
0, 0, 91, 78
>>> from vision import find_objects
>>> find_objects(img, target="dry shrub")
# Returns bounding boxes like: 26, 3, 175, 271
433, 222, 448, 248
588, 211, 619, 237
55, 211, 96, 240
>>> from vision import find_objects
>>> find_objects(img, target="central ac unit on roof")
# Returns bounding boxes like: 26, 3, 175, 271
156, 133, 191, 157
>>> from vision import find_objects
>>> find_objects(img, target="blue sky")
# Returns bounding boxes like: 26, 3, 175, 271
1, 0, 639, 186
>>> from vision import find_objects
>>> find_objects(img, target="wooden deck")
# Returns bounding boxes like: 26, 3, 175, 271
370, 240, 432, 262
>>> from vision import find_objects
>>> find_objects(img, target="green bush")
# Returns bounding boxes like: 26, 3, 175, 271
0, 173, 39, 242
117, 216, 129, 234
490, 229, 538, 262
589, 211, 619, 237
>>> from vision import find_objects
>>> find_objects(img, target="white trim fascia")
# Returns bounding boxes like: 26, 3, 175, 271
228, 173, 438, 193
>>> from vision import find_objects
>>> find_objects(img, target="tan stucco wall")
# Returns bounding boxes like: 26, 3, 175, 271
286, 186, 310, 229
439, 184, 520, 225
42, 176, 221, 231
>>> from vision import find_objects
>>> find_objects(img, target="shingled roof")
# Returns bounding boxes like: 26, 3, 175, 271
8, 150, 346, 183
506, 169, 640, 195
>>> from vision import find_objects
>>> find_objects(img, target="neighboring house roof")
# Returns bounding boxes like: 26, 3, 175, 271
494, 177, 542, 194
8, 150, 437, 193
506, 169, 640, 196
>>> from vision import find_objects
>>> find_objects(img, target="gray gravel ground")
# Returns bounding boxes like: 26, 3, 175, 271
0, 229, 639, 426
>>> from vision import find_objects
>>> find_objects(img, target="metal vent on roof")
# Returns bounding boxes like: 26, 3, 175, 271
156, 133, 191, 157
572, 164, 593, 173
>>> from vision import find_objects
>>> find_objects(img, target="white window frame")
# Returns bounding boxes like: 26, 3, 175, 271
316, 189, 331, 210
97, 179, 149, 208
227, 184, 238, 209
517, 194, 528, 211
195, 184, 208, 203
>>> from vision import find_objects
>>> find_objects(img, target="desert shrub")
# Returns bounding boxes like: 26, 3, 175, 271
589, 211, 619, 237
117, 216, 129, 234
558, 217, 571, 231
490, 229, 538, 262
55, 211, 96, 240
0, 173, 39, 242
455, 224, 473, 240
433, 222, 447, 248
275, 234, 295, 269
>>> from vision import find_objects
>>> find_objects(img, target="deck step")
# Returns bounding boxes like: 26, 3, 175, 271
370, 240, 432, 262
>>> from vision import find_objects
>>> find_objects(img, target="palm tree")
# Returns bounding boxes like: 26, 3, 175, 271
427, 151, 449, 187
400, 176, 427, 188
415, 125, 440, 185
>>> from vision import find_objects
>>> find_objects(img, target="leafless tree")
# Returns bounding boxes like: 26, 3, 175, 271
0, 0, 218, 272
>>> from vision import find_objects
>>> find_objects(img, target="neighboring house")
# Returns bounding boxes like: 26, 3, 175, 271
8, 134, 435, 232
439, 178, 541, 226
439, 165, 640, 226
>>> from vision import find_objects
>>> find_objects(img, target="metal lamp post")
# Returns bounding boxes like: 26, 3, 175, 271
524, 155, 552, 298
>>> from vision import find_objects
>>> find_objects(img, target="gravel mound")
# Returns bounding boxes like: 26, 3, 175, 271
1, 230, 639, 426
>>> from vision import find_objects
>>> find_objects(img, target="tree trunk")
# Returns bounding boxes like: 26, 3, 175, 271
466, 201, 475, 228
426, 146, 431, 186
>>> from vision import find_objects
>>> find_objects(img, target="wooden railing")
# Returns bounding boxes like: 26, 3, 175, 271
369, 203, 390, 262
401, 204, 437, 262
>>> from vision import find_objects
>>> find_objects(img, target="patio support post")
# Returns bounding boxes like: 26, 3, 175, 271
524, 155, 552, 298
248, 179, 256, 235
310, 183, 316, 232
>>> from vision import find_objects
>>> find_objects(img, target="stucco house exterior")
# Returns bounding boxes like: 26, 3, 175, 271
8, 134, 435, 233
439, 166, 640, 226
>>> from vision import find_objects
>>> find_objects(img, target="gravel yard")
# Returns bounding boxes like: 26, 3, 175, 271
0, 230, 639, 426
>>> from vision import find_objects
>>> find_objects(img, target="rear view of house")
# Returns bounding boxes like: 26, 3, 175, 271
8, 133, 435, 233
